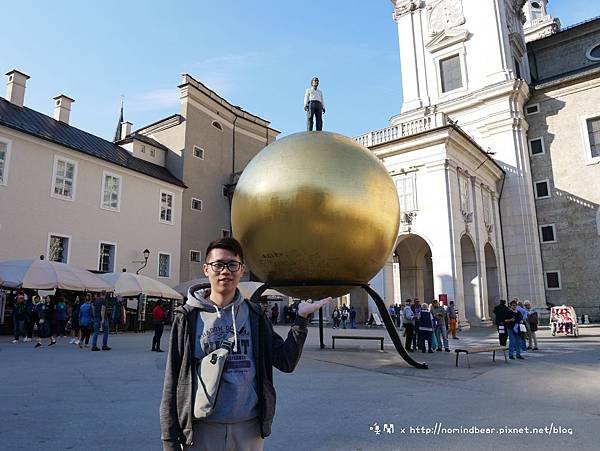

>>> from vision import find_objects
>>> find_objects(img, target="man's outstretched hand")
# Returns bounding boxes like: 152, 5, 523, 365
297, 297, 333, 318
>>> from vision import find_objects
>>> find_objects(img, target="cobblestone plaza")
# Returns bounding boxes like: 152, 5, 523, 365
1, 325, 599, 451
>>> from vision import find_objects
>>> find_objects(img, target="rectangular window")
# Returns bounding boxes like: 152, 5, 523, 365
586, 116, 600, 158
539, 224, 556, 243
52, 156, 77, 200
141, 145, 146, 153
160, 190, 174, 223
529, 137, 545, 156
48, 234, 70, 263
158, 253, 171, 278
190, 250, 202, 263
150, 148, 156, 157
440, 55, 462, 93
526, 104, 540, 115
396, 174, 417, 212
513, 57, 522, 79
191, 198, 203, 211
0, 140, 8, 185
101, 172, 121, 211
221, 229, 231, 238
534, 180, 550, 199
193, 146, 204, 159
544, 271, 561, 290
98, 242, 116, 272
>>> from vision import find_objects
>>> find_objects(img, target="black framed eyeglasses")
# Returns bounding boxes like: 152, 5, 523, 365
207, 261, 243, 273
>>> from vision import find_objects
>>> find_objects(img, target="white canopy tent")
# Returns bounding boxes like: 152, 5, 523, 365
0, 259, 113, 292
99, 272, 183, 300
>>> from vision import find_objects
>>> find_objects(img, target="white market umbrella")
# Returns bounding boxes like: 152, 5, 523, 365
0, 259, 113, 292
173, 278, 286, 298
99, 272, 183, 300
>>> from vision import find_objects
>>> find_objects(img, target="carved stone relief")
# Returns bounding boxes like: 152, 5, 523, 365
427, 0, 465, 36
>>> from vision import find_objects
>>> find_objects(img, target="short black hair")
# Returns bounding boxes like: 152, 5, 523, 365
205, 237, 244, 262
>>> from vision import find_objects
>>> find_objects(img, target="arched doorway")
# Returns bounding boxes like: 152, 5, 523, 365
394, 234, 434, 302
460, 234, 479, 321
484, 243, 500, 319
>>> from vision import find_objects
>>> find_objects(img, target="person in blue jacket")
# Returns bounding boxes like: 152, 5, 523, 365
78, 293, 93, 348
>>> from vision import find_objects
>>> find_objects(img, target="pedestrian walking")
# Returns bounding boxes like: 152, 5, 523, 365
270, 303, 279, 325
493, 300, 510, 346
79, 294, 93, 348
524, 300, 539, 350
448, 301, 458, 339
159, 237, 331, 450
42, 296, 57, 346
417, 303, 435, 353
24, 294, 35, 342
331, 307, 340, 329
505, 299, 525, 360
411, 299, 421, 351
402, 299, 415, 352
349, 306, 357, 329
34, 296, 55, 347
341, 306, 349, 329
11, 293, 27, 343
91, 291, 110, 351
68, 296, 81, 345
55, 295, 68, 337
431, 300, 450, 352
152, 300, 166, 352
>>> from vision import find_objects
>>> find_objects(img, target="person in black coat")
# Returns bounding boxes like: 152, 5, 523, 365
493, 300, 511, 346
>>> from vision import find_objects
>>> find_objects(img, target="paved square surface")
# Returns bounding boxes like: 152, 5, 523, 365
1, 324, 599, 450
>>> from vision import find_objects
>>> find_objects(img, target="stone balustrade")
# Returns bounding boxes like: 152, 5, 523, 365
354, 112, 449, 147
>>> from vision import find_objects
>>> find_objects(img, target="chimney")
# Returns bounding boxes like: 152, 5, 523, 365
5, 69, 30, 108
53, 95, 75, 124
121, 121, 132, 140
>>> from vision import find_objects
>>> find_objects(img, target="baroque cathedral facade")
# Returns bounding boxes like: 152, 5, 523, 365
359, 0, 600, 324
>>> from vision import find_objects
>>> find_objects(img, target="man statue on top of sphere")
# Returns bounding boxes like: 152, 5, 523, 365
304, 77, 325, 131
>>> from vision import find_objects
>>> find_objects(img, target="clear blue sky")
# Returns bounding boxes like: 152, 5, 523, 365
1, 1, 598, 140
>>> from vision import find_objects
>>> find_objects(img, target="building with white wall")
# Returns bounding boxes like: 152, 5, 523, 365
357, 1, 600, 324
0, 70, 184, 285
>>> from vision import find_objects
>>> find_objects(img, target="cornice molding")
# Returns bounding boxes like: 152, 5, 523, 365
392, 0, 422, 21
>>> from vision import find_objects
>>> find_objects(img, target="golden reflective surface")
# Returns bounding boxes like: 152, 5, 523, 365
232, 131, 400, 298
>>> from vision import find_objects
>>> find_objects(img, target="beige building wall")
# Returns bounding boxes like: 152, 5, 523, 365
526, 18, 600, 319
0, 126, 183, 286
527, 76, 600, 319
146, 74, 278, 283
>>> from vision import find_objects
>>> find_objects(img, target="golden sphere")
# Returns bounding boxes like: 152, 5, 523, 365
231, 131, 400, 298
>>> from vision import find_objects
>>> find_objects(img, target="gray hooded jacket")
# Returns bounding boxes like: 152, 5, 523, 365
159, 284, 308, 450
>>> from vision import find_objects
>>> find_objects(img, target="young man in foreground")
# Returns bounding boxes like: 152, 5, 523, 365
160, 237, 330, 450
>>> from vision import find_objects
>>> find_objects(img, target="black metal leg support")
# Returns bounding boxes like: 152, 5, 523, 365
249, 280, 428, 369
318, 307, 324, 349
361, 284, 428, 369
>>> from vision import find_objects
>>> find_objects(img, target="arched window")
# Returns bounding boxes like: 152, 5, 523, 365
212, 121, 222, 131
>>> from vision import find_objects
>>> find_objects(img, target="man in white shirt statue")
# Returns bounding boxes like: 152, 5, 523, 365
304, 77, 325, 131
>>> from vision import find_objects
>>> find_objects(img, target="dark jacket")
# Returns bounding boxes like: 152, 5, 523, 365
159, 294, 308, 450
493, 303, 511, 326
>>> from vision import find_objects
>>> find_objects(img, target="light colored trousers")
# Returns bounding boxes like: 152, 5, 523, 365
184, 418, 264, 451
528, 330, 538, 349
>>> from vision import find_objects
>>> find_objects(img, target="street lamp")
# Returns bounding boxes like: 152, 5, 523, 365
135, 249, 150, 274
